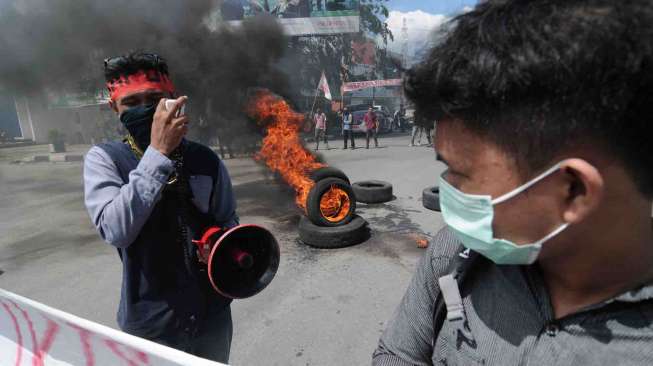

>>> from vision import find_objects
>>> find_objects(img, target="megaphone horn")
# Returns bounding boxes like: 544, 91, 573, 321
193, 224, 280, 299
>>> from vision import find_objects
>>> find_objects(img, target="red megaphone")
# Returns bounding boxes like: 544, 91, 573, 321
193, 224, 280, 299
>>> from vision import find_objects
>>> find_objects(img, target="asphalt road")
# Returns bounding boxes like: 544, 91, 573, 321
0, 133, 447, 365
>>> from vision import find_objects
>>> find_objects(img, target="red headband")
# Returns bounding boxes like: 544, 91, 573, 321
106, 69, 175, 102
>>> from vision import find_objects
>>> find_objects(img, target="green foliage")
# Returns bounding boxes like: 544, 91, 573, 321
359, 0, 393, 44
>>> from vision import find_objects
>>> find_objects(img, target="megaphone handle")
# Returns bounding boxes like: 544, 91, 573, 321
193, 226, 224, 263
192, 240, 211, 263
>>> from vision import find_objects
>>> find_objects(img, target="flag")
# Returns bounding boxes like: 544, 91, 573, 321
317, 71, 332, 100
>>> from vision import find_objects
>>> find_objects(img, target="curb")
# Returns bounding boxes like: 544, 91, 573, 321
20, 154, 84, 163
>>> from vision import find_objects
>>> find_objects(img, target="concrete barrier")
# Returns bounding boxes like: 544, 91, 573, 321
27, 154, 84, 163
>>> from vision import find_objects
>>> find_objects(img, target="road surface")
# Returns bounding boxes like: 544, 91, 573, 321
0, 133, 447, 365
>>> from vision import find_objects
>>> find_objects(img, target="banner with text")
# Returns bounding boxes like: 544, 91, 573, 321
341, 79, 403, 92
0, 289, 225, 366
219, 0, 359, 35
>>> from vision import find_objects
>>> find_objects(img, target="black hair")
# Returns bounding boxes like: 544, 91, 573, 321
104, 51, 170, 83
406, 0, 653, 198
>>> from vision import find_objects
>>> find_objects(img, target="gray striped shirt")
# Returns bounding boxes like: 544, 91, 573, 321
373, 228, 653, 365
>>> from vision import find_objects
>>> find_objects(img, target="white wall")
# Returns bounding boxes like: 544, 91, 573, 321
15, 96, 116, 144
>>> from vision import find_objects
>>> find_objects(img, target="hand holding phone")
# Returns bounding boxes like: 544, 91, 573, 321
165, 98, 186, 118
151, 97, 189, 156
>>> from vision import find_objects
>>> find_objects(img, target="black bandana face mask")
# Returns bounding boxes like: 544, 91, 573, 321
119, 103, 156, 150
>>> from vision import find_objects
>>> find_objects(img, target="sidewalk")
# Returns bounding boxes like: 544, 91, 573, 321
0, 144, 90, 164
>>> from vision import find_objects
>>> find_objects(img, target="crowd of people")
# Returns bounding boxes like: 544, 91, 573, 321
311, 104, 434, 150
313, 106, 381, 150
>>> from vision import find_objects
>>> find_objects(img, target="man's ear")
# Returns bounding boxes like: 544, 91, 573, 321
108, 100, 118, 114
559, 159, 605, 224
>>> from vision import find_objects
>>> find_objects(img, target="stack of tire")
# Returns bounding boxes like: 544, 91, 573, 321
299, 167, 370, 249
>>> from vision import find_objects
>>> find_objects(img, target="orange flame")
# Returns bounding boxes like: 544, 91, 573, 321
320, 186, 351, 223
248, 91, 325, 209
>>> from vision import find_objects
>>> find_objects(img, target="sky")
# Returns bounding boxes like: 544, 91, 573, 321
386, 0, 478, 15
383, 0, 478, 62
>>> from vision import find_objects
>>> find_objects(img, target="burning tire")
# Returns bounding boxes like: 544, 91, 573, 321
306, 177, 356, 227
352, 180, 393, 204
298, 215, 370, 249
422, 186, 441, 211
309, 166, 350, 184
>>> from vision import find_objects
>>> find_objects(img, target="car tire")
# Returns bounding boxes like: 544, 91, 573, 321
422, 186, 441, 211
352, 180, 393, 204
306, 177, 356, 227
309, 166, 350, 184
298, 215, 370, 249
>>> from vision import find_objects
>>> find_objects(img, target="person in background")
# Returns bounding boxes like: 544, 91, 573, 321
392, 109, 399, 132
393, 104, 405, 132
364, 106, 379, 149
424, 120, 433, 147
374, 1, 653, 364
430, 118, 436, 147
409, 110, 426, 147
314, 107, 328, 150
342, 106, 355, 149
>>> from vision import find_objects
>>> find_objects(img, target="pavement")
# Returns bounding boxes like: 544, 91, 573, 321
0, 133, 447, 365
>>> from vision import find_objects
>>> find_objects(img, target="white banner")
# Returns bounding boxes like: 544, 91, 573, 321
0, 289, 226, 366
229, 16, 359, 36
341, 79, 403, 93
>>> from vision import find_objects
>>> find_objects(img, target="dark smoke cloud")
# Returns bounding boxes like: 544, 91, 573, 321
0, 0, 289, 148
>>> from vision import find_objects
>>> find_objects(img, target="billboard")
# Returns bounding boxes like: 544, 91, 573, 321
220, 0, 360, 35
351, 39, 376, 65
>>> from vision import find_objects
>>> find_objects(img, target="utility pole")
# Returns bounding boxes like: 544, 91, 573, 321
401, 18, 409, 70
400, 17, 409, 107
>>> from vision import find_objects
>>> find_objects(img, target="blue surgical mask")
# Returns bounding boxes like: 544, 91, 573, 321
119, 103, 157, 150
438, 162, 570, 265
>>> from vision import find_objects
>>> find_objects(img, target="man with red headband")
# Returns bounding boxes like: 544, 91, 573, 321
83, 52, 238, 362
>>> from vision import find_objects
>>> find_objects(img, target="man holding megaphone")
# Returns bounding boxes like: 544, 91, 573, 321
83, 52, 279, 363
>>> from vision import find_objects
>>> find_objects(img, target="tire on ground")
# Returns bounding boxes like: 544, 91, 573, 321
309, 166, 350, 183
422, 186, 440, 211
306, 177, 356, 227
298, 215, 370, 249
352, 180, 393, 204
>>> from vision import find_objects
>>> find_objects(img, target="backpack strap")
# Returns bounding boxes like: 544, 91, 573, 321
432, 248, 482, 346
438, 274, 465, 322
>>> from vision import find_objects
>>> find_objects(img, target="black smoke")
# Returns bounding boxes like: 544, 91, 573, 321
0, 0, 289, 152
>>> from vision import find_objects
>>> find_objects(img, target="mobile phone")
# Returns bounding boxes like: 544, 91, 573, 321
164, 98, 186, 118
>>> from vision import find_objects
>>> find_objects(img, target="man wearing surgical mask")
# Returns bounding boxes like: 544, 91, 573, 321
373, 1, 653, 365
83, 52, 238, 362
